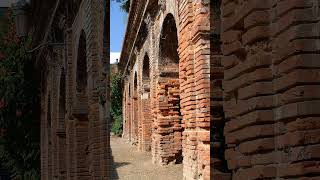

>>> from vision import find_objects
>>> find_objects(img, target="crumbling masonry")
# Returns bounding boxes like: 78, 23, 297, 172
39, 0, 110, 179
120, 0, 211, 179
121, 0, 320, 180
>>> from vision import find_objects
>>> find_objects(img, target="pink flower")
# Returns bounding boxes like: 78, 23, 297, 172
0, 52, 5, 60
0, 99, 5, 109
16, 109, 22, 117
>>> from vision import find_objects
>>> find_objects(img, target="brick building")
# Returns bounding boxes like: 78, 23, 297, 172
28, 0, 111, 179
120, 0, 211, 179
121, 0, 320, 180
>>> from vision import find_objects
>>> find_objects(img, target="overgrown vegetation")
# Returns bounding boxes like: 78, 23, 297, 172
0, 11, 40, 179
110, 72, 123, 135
112, 0, 130, 13
120, 0, 130, 13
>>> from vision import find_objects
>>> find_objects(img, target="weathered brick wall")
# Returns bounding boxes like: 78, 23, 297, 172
210, 0, 231, 179
140, 91, 152, 151
221, 0, 320, 179
121, 0, 211, 179
152, 79, 182, 165
41, 0, 110, 179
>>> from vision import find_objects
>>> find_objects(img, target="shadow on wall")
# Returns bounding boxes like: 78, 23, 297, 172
0, 167, 10, 180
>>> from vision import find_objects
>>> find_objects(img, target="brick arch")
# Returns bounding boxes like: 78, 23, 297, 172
151, 12, 183, 165
65, 0, 110, 178
134, 72, 138, 93
73, 28, 90, 179
159, 13, 179, 73
76, 30, 88, 95
157, 1, 180, 43
142, 54, 150, 81
153, 3, 180, 75
138, 53, 152, 151
131, 72, 139, 144
127, 82, 132, 141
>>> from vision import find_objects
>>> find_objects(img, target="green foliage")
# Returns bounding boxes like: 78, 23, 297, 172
120, 0, 130, 13
112, 0, 130, 13
110, 72, 123, 135
111, 115, 123, 135
0, 11, 40, 179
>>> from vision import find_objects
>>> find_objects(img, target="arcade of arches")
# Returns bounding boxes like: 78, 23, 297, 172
40, 0, 110, 179
120, 0, 320, 180
120, 1, 212, 179
37, 0, 320, 179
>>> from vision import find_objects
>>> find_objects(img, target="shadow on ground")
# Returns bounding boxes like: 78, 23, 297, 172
109, 148, 130, 179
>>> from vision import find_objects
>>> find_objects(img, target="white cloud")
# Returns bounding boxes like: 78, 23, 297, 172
110, 52, 120, 64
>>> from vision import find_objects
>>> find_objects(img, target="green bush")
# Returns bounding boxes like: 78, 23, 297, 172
110, 72, 123, 135
0, 11, 40, 179
111, 115, 123, 135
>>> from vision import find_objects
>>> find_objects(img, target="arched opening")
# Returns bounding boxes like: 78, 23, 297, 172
76, 31, 88, 94
74, 30, 90, 177
132, 72, 139, 144
159, 14, 179, 76
128, 83, 131, 141
143, 55, 150, 82
152, 13, 182, 165
57, 70, 67, 179
140, 54, 152, 151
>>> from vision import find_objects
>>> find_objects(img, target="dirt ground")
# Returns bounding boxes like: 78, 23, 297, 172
110, 136, 183, 180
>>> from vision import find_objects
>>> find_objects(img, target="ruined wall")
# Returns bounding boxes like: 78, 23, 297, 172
221, 0, 320, 179
177, 1, 211, 179
41, 0, 110, 179
153, 79, 182, 165
121, 0, 211, 179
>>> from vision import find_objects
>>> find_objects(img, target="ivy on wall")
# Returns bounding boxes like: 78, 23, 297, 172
0, 11, 40, 179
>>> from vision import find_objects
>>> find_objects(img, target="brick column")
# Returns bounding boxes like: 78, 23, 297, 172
271, 0, 320, 178
40, 89, 47, 180
153, 79, 182, 165
178, 0, 198, 179
50, 65, 60, 180
66, 120, 76, 180
74, 120, 90, 180
141, 86, 152, 151
221, 0, 320, 178
132, 95, 139, 144
220, 0, 280, 179
138, 92, 143, 151
191, 1, 211, 179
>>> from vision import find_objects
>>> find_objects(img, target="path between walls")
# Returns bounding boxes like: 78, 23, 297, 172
110, 136, 183, 180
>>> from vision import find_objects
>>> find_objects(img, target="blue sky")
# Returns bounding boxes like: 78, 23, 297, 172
110, 1, 128, 64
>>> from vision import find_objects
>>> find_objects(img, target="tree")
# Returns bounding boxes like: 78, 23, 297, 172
120, 0, 130, 13
110, 72, 123, 135
0, 10, 40, 179
112, 0, 130, 13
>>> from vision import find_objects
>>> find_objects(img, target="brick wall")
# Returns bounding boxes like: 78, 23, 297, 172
221, 0, 320, 179
121, 0, 211, 179
40, 0, 110, 179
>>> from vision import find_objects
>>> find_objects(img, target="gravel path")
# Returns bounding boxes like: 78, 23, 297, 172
110, 136, 183, 180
